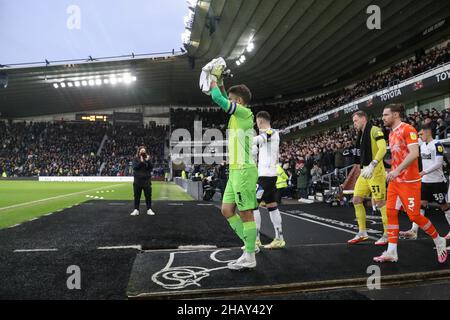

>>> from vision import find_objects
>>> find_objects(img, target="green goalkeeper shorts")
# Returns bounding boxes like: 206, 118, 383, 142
222, 167, 258, 212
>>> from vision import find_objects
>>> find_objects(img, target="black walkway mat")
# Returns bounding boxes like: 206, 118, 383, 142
258, 203, 450, 246
0, 248, 137, 300
2, 200, 450, 299
127, 240, 450, 299
0, 201, 241, 251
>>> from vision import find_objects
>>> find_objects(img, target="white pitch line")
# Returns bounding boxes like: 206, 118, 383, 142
29, 218, 38, 221
97, 245, 142, 250
14, 249, 58, 253
0, 184, 124, 212
178, 245, 217, 250
213, 204, 376, 240
280, 211, 379, 241
8, 224, 21, 228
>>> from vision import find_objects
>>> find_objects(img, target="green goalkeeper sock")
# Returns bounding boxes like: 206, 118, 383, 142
227, 214, 244, 242
243, 221, 257, 253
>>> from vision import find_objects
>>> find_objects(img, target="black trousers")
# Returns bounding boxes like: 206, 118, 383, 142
133, 182, 152, 210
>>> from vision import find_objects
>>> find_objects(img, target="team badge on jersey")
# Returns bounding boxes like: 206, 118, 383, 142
410, 132, 417, 141
438, 145, 444, 153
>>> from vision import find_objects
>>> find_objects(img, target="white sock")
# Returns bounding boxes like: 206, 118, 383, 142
269, 208, 284, 240
253, 208, 261, 241
433, 236, 443, 246
387, 243, 397, 255
444, 209, 450, 225
245, 252, 255, 261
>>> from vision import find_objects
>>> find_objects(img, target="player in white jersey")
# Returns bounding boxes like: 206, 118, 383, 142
400, 124, 450, 240
252, 111, 285, 249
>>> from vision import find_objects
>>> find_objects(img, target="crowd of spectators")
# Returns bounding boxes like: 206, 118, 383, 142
170, 108, 228, 134
253, 44, 450, 129
101, 123, 169, 176
0, 121, 170, 177
0, 121, 105, 177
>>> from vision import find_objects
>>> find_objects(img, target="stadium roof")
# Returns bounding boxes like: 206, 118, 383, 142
1, 0, 450, 118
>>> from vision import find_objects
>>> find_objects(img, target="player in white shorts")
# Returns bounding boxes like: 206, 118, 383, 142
252, 111, 286, 249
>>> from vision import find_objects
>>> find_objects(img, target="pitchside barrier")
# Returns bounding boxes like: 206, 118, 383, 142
174, 177, 203, 200
0, 177, 39, 181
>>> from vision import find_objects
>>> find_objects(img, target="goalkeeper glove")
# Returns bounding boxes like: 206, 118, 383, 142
361, 160, 378, 179
211, 65, 225, 87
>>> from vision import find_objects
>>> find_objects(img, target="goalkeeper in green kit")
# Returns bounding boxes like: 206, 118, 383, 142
209, 65, 259, 271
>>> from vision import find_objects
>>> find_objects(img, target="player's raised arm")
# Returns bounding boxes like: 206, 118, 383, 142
209, 64, 231, 112
218, 83, 228, 100
210, 81, 232, 113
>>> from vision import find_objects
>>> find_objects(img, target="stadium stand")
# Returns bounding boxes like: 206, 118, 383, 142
101, 123, 169, 177
168, 42, 450, 134
170, 107, 228, 133
0, 121, 169, 177
253, 43, 450, 129
0, 121, 105, 177
1, 43, 449, 179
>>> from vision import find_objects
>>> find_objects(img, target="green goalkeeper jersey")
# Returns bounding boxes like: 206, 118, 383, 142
211, 86, 256, 170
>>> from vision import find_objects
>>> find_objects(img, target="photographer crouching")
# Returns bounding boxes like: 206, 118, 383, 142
130, 146, 156, 216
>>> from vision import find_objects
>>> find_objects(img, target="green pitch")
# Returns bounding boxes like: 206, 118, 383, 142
0, 181, 193, 229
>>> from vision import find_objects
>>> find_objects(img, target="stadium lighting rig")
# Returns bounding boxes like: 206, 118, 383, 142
182, 0, 210, 47
52, 72, 137, 89
187, 0, 198, 9
181, 29, 192, 45
182, 0, 197, 45
235, 40, 255, 66
236, 54, 247, 66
